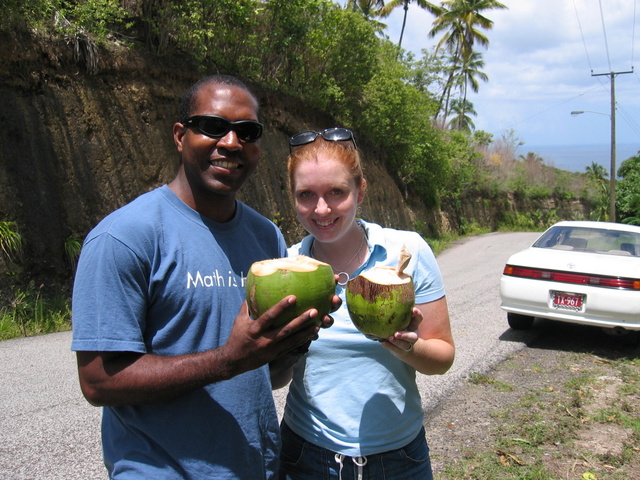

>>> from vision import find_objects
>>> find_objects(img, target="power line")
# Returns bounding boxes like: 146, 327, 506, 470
617, 106, 640, 140
573, 0, 593, 70
575, 0, 636, 73
503, 85, 603, 128
632, 0, 637, 66
597, 0, 613, 71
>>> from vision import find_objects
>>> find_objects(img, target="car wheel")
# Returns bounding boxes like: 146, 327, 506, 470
507, 313, 534, 330
602, 327, 639, 346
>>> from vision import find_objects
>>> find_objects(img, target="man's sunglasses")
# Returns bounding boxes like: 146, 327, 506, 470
183, 115, 263, 142
289, 128, 356, 149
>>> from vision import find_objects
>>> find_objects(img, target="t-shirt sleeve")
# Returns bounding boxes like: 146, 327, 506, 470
71, 232, 149, 353
409, 233, 446, 305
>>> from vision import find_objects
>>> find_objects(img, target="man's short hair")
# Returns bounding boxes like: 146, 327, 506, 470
179, 75, 260, 122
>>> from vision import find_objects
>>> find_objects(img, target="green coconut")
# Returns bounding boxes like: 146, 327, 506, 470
246, 255, 335, 327
346, 246, 415, 340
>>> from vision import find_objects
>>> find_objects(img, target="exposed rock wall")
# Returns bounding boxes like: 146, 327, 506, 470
0, 31, 588, 298
0, 31, 427, 295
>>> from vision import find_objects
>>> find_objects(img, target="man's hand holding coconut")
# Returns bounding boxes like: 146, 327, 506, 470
243, 255, 341, 387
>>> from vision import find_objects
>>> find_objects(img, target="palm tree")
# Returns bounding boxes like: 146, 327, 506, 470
585, 162, 610, 221
346, 0, 385, 17
440, 50, 487, 123
586, 161, 607, 182
431, 0, 506, 60
346, 0, 388, 32
518, 152, 543, 163
377, 0, 442, 52
429, 0, 507, 121
447, 98, 476, 132
457, 51, 487, 105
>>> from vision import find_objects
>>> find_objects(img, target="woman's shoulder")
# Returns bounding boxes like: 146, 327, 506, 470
287, 235, 314, 256
361, 220, 426, 250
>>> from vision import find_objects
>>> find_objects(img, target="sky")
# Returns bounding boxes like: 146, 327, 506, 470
350, 0, 640, 167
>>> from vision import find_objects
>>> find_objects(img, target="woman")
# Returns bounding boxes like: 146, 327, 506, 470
280, 128, 456, 480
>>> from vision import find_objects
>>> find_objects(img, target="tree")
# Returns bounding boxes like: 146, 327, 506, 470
585, 161, 607, 181
403, 47, 450, 102
447, 98, 476, 132
428, 0, 506, 121
377, 0, 441, 52
345, 0, 387, 32
441, 50, 487, 122
359, 43, 447, 207
431, 0, 506, 59
346, 0, 384, 17
457, 51, 487, 106
616, 153, 640, 224
585, 161, 610, 221
519, 152, 544, 164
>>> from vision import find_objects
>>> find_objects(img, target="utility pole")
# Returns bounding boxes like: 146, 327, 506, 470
591, 69, 633, 222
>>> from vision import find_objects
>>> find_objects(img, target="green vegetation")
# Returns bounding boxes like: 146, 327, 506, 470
437, 350, 640, 479
0, 223, 75, 339
0, 283, 71, 340
0, 1, 615, 341
468, 372, 514, 392
2, 0, 588, 218
64, 236, 83, 271
0, 221, 24, 263
617, 153, 640, 225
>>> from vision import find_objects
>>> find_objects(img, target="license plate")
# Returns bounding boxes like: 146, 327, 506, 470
551, 291, 585, 312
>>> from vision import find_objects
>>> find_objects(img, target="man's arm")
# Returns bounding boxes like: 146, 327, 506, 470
268, 340, 312, 390
77, 299, 326, 406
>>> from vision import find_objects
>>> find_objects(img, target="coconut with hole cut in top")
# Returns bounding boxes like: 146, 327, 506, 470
346, 266, 415, 340
246, 255, 335, 327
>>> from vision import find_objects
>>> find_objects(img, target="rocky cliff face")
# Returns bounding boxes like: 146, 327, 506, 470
0, 30, 591, 300
0, 31, 431, 297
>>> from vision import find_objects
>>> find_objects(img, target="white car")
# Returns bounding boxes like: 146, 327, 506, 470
500, 221, 640, 334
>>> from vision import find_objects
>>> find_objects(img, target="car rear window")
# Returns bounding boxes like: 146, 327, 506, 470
533, 226, 640, 256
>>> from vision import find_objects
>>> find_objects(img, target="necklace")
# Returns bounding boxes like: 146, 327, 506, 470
312, 226, 366, 286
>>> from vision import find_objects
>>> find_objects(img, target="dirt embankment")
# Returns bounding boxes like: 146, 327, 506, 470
0, 29, 591, 301
0, 30, 425, 300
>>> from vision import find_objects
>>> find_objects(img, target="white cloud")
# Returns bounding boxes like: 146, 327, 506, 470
339, 0, 640, 159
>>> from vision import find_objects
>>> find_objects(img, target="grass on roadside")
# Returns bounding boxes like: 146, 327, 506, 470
0, 283, 71, 340
438, 352, 640, 480
422, 222, 494, 256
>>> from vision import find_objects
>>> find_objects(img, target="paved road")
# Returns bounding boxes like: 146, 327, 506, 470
0, 231, 541, 479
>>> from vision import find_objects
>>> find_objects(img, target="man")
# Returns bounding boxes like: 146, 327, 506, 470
71, 75, 333, 479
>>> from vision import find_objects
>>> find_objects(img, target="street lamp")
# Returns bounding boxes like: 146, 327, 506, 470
571, 109, 616, 221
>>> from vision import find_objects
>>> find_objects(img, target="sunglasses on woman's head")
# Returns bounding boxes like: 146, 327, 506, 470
289, 128, 356, 149
183, 115, 263, 142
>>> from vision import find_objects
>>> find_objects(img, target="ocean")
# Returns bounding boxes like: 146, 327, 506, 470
517, 143, 640, 173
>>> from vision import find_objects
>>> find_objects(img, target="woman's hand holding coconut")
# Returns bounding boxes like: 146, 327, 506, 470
382, 297, 455, 375
383, 306, 422, 354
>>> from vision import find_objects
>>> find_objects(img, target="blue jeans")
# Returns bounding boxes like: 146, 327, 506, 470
278, 422, 433, 480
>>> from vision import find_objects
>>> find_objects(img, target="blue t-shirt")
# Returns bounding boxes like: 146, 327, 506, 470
284, 220, 445, 456
72, 185, 287, 479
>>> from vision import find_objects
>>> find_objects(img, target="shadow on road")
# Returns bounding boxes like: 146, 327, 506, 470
499, 318, 640, 361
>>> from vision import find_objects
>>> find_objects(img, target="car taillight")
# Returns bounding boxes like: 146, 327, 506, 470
503, 265, 640, 290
